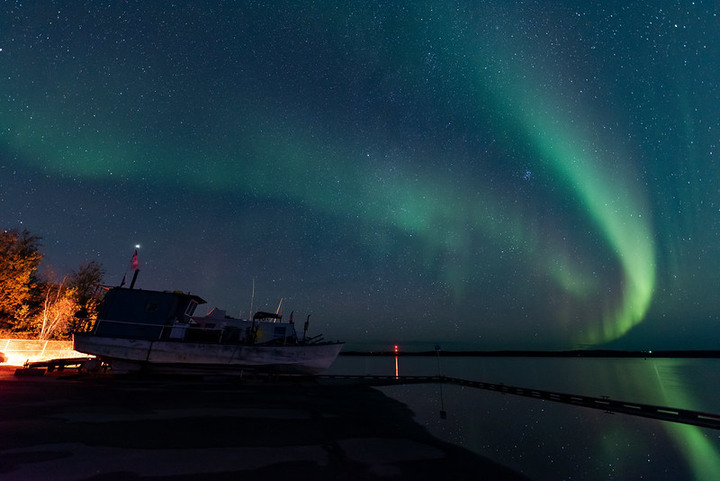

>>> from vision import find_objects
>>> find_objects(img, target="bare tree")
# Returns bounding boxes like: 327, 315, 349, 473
37, 278, 78, 340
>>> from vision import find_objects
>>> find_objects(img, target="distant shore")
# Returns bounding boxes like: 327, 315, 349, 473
341, 349, 720, 358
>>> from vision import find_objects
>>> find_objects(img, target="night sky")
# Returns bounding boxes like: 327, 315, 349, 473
2, 2, 718, 350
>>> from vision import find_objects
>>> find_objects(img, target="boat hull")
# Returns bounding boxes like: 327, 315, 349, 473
73, 333, 344, 375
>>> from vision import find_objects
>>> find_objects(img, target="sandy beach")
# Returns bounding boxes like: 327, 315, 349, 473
0, 366, 529, 480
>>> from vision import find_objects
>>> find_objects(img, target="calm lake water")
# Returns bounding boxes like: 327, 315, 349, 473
326, 355, 720, 481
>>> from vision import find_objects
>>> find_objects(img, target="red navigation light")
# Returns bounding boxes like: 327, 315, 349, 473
394, 344, 399, 353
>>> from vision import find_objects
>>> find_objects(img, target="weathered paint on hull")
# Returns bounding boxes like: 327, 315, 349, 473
73, 333, 344, 375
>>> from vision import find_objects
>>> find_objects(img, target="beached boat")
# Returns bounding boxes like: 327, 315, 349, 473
73, 287, 343, 375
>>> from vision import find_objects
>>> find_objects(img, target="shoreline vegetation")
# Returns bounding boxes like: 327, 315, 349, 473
341, 349, 720, 358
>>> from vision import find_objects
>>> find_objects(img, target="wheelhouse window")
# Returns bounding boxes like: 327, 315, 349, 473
185, 300, 198, 317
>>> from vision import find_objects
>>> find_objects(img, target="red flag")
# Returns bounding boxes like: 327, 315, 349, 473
131, 250, 139, 270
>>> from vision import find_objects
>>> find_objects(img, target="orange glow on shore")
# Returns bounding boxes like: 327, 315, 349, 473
0, 339, 86, 366
3, 353, 34, 366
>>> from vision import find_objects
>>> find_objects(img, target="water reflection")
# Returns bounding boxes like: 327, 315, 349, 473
327, 356, 720, 480
394, 345, 399, 379
650, 359, 720, 480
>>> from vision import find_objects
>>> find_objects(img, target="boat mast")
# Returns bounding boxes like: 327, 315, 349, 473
120, 249, 140, 289
129, 269, 140, 289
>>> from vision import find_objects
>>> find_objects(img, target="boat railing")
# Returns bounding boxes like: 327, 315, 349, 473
85, 319, 251, 344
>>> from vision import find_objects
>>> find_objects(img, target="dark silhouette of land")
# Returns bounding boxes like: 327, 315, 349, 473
341, 349, 720, 358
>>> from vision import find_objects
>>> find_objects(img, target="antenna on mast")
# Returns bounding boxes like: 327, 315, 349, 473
249, 278, 255, 319
303, 315, 310, 341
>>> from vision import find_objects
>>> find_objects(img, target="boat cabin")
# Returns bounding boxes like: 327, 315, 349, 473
251, 311, 295, 344
93, 287, 206, 339
187, 309, 297, 344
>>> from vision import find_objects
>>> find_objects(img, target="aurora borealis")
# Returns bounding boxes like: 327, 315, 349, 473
1, 1, 718, 350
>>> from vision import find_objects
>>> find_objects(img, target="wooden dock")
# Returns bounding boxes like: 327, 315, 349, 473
318, 374, 720, 430
13, 360, 719, 431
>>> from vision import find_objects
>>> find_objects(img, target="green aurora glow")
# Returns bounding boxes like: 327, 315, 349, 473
2, 1, 718, 349
2, 3, 720, 479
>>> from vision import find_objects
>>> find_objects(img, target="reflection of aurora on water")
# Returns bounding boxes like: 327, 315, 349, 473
650, 360, 720, 480
344, 356, 720, 481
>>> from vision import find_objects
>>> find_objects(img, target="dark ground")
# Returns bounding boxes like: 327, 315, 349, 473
0, 366, 530, 480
